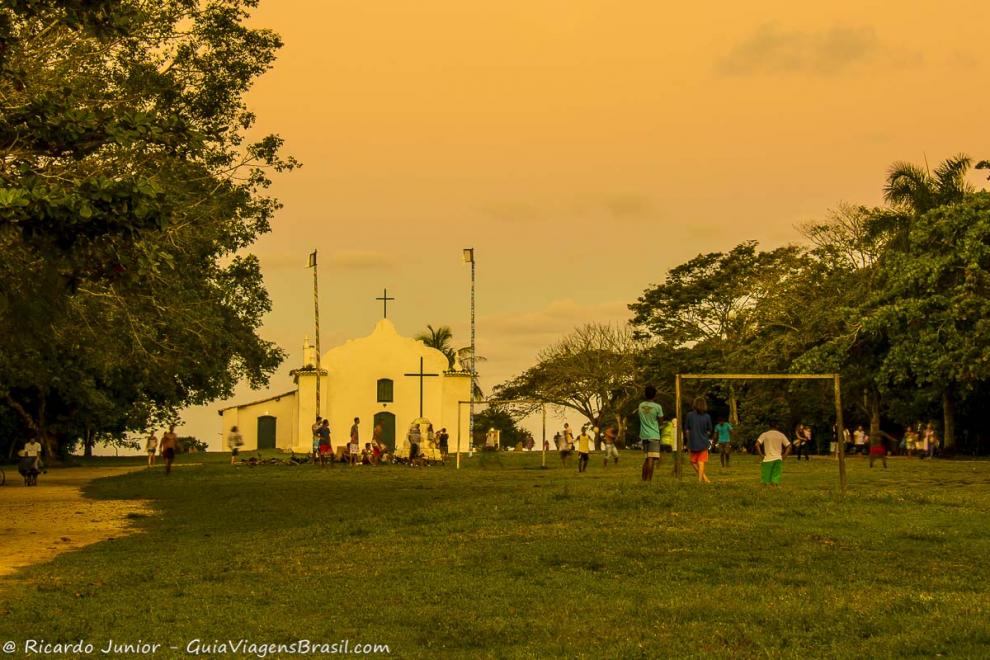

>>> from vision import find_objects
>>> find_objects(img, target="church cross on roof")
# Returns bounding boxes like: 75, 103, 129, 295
376, 288, 396, 319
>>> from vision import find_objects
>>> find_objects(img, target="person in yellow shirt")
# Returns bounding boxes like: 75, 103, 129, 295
576, 425, 593, 472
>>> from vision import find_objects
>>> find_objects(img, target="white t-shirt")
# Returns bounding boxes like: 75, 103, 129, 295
756, 430, 790, 462
853, 430, 865, 446
22, 441, 42, 457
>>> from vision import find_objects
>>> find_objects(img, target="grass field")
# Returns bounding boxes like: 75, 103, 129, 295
1, 452, 988, 658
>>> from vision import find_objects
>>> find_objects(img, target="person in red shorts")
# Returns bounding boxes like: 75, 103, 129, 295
684, 396, 713, 484
868, 432, 887, 469
317, 418, 333, 467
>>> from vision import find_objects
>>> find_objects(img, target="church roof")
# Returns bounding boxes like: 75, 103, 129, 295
217, 389, 296, 415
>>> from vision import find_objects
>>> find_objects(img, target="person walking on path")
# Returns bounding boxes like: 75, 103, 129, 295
576, 425, 593, 472
160, 425, 179, 475
145, 431, 159, 467
684, 397, 713, 484
227, 426, 244, 464
714, 417, 733, 467
602, 426, 619, 467
638, 386, 664, 482
755, 422, 791, 486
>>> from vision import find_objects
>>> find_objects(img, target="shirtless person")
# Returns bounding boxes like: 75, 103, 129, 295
160, 424, 179, 475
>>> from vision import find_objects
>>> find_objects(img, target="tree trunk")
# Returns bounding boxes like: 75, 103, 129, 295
83, 424, 94, 458
616, 416, 627, 450
943, 387, 955, 452
868, 388, 881, 446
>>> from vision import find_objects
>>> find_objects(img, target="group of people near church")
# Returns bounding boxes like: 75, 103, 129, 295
308, 416, 384, 466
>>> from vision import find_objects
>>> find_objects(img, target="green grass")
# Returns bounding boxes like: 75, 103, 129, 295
2, 453, 989, 658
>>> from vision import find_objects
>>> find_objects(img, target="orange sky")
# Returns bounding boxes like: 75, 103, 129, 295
178, 0, 989, 447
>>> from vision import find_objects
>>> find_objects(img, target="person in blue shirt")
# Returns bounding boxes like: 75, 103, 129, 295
684, 397, 713, 483
714, 417, 733, 467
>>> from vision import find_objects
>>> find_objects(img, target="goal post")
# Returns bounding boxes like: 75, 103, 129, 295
456, 399, 549, 470
675, 373, 847, 492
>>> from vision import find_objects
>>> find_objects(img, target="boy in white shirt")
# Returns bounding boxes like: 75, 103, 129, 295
755, 422, 791, 486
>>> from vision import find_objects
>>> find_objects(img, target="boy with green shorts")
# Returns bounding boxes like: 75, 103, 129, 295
755, 423, 791, 486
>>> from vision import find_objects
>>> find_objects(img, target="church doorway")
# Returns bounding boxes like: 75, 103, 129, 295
257, 415, 277, 449
373, 411, 395, 451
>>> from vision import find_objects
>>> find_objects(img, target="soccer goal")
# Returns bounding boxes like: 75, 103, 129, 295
455, 398, 552, 469
675, 373, 848, 491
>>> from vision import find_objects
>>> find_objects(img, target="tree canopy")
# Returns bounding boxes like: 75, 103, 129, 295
0, 0, 296, 456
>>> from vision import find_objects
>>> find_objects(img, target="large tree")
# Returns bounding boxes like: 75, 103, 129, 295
629, 241, 802, 424
871, 193, 990, 451
494, 324, 644, 448
865, 154, 980, 447
0, 0, 295, 456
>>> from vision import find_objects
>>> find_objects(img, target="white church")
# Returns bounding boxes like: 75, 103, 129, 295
218, 319, 473, 454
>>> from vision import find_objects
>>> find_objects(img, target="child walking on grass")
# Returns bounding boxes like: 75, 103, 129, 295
639, 386, 664, 482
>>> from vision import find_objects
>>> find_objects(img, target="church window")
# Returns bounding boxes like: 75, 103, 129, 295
377, 378, 394, 403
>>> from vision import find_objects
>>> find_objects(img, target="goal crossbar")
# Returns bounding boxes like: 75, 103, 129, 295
675, 373, 847, 492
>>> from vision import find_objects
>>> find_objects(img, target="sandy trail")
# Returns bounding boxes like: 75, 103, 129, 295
0, 466, 150, 578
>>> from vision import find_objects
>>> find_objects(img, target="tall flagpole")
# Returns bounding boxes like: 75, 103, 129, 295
310, 250, 321, 418
463, 248, 476, 452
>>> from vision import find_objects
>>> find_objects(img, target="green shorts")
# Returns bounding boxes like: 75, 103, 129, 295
760, 459, 783, 485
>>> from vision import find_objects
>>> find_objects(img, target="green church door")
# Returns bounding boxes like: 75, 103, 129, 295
257, 415, 277, 450
374, 412, 396, 451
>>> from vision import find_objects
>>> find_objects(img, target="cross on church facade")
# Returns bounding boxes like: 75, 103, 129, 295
376, 288, 396, 319
404, 356, 439, 418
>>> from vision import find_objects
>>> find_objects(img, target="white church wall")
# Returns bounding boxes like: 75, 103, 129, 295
441, 374, 473, 454
323, 320, 451, 452
219, 392, 297, 452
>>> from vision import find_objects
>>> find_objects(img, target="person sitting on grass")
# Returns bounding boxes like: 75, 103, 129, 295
361, 443, 373, 465
755, 421, 791, 487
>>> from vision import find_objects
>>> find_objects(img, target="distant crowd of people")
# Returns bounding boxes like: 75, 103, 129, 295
222, 416, 452, 468
207, 393, 947, 484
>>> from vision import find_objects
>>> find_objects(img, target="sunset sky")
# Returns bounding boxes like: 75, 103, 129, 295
180, 1, 989, 447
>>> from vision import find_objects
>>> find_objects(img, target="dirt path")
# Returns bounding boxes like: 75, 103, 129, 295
0, 466, 150, 578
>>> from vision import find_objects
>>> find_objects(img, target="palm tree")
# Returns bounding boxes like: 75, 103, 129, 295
415, 325, 456, 368
877, 154, 976, 451
415, 325, 486, 398
872, 154, 975, 249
